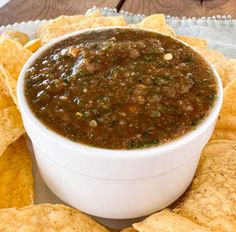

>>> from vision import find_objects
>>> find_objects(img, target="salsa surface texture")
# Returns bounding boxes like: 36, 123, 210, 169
25, 28, 217, 149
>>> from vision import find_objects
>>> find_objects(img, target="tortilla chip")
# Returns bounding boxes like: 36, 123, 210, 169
78, 16, 126, 28
211, 130, 236, 141
37, 10, 102, 37
85, 9, 103, 17
0, 39, 32, 105
0, 136, 33, 208
37, 15, 85, 37
211, 78, 236, 140
177, 35, 208, 48
121, 228, 137, 232
172, 140, 236, 231
24, 38, 41, 52
0, 106, 25, 156
0, 30, 29, 45
0, 39, 32, 80
40, 16, 126, 44
0, 68, 23, 156
0, 68, 9, 96
195, 47, 225, 65
37, 10, 102, 40
0, 68, 9, 95
0, 204, 109, 231
214, 58, 236, 87
133, 209, 210, 232
0, 69, 14, 110
134, 14, 175, 37
0, 66, 18, 107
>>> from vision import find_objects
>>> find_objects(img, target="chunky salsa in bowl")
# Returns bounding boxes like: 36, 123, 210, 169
24, 28, 218, 150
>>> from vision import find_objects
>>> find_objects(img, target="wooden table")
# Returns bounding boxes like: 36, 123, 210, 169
0, 0, 236, 26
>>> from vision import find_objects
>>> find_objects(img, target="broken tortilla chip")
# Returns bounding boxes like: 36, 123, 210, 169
133, 209, 210, 232
172, 140, 236, 232
0, 136, 33, 208
0, 204, 109, 231
177, 35, 208, 48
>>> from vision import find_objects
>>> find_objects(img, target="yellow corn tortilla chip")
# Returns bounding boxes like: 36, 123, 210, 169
211, 130, 236, 141
0, 66, 18, 107
0, 67, 9, 95
177, 35, 208, 48
85, 9, 103, 17
0, 69, 14, 110
0, 39, 32, 105
0, 66, 24, 155
195, 47, 225, 65
172, 140, 236, 231
0, 204, 109, 231
37, 10, 102, 39
121, 228, 137, 232
211, 78, 236, 140
24, 38, 41, 52
37, 15, 85, 37
133, 209, 210, 232
0, 136, 33, 208
214, 58, 236, 87
40, 16, 126, 44
0, 68, 9, 96
0, 39, 32, 79
0, 68, 24, 156
0, 106, 25, 156
0, 30, 29, 45
134, 14, 175, 37
78, 16, 126, 28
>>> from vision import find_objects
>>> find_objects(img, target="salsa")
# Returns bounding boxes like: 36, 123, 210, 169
25, 28, 217, 149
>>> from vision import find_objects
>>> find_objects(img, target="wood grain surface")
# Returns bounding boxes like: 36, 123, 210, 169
0, 0, 120, 26
202, 0, 236, 17
1, 0, 236, 27
121, 0, 202, 17
121, 0, 236, 17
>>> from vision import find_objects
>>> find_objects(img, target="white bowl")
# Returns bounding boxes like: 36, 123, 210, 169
17, 27, 223, 219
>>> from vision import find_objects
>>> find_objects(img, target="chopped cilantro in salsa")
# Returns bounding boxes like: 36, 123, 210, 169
25, 28, 217, 149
